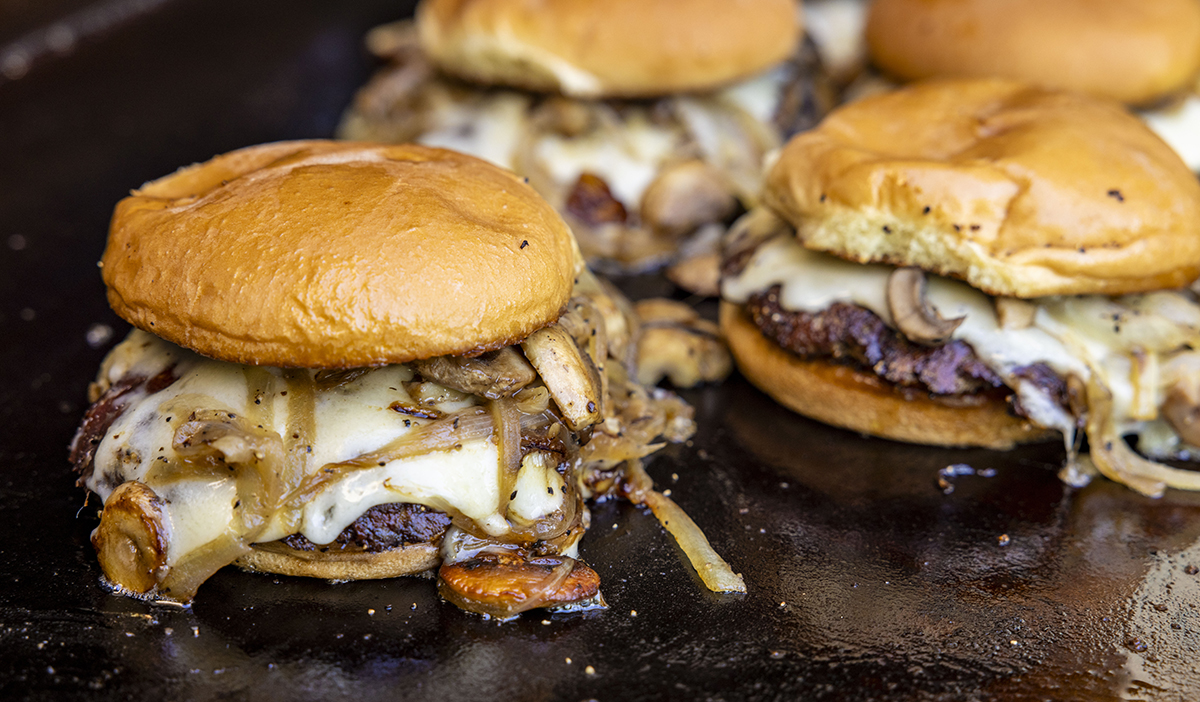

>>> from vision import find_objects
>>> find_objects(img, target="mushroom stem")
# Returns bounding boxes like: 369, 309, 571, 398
886, 267, 965, 346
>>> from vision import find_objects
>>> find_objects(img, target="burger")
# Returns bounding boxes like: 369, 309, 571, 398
70, 141, 740, 619
720, 79, 1200, 497
863, 0, 1200, 171
338, 0, 830, 292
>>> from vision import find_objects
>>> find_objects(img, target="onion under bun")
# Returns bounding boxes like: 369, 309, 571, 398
102, 141, 576, 368
719, 302, 1051, 450
866, 0, 1200, 106
416, 0, 800, 98
763, 79, 1200, 299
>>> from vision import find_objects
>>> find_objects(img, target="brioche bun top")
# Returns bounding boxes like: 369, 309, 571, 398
764, 79, 1200, 298
103, 141, 576, 368
866, 0, 1200, 106
416, 0, 800, 98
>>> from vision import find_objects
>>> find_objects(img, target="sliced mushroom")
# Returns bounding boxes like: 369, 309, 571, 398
640, 160, 737, 238
634, 299, 733, 388
666, 222, 724, 297
521, 325, 603, 431
92, 480, 169, 595
438, 553, 602, 619
411, 347, 536, 400
1163, 386, 1200, 447
572, 269, 640, 372
886, 267, 965, 345
994, 297, 1037, 330
532, 96, 595, 137
720, 208, 790, 279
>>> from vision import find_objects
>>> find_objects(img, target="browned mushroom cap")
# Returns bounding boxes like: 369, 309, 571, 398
411, 347, 536, 400
438, 553, 602, 619
92, 481, 169, 595
886, 267, 965, 345
640, 160, 737, 238
634, 298, 733, 388
720, 208, 791, 280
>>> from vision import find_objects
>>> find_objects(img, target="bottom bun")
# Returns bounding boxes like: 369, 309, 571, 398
719, 302, 1054, 450
236, 541, 441, 580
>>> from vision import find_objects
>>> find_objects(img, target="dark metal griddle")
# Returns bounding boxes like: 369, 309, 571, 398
2, 2, 1199, 700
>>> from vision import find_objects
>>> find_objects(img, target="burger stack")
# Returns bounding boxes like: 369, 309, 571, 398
70, 0, 1200, 619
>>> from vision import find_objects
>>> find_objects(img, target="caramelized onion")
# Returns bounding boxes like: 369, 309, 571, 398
492, 397, 523, 518
1085, 378, 1200, 497
170, 410, 286, 538
289, 408, 494, 506
623, 460, 745, 594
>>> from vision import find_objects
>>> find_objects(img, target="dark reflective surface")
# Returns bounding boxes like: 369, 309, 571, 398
2, 2, 1200, 700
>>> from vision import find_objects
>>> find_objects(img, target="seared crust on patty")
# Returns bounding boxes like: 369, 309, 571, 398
279, 503, 452, 554
747, 286, 1005, 396
238, 503, 453, 580
720, 301, 1056, 449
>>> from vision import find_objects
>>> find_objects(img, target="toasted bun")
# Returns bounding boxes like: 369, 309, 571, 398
720, 302, 1054, 450
764, 79, 1200, 298
416, 0, 800, 98
237, 541, 440, 580
866, 0, 1200, 106
103, 141, 576, 368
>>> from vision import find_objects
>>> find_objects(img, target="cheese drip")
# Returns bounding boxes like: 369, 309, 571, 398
88, 330, 568, 570
723, 233, 1200, 495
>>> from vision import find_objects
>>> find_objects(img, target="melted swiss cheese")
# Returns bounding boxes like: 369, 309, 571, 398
88, 331, 568, 568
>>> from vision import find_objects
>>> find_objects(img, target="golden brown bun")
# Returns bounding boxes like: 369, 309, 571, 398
764, 79, 1200, 298
866, 0, 1200, 106
720, 302, 1054, 450
416, 0, 800, 98
103, 141, 576, 368
237, 541, 440, 580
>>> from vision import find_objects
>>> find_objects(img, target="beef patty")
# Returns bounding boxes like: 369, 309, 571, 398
745, 286, 1069, 412
280, 502, 452, 554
